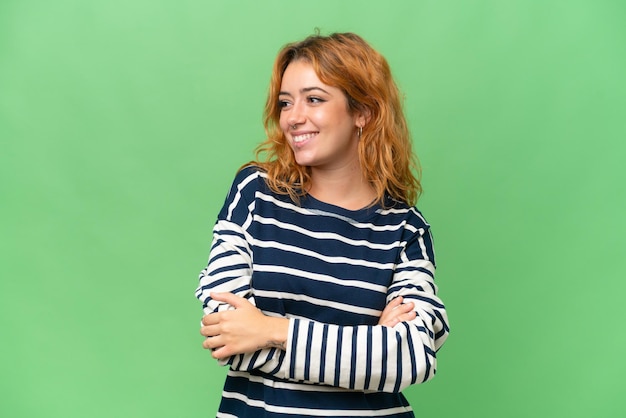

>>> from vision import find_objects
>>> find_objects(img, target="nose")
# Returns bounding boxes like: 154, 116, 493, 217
286, 100, 306, 128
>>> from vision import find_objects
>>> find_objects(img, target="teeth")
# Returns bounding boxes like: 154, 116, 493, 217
293, 133, 317, 143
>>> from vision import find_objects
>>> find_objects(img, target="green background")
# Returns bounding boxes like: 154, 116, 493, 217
2, 1, 625, 417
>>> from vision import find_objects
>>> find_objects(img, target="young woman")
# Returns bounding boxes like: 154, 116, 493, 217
196, 32, 449, 417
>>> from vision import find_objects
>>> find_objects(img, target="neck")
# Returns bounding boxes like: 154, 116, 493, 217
308, 164, 377, 210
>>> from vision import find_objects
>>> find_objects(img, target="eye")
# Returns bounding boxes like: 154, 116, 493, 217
308, 96, 325, 104
278, 100, 291, 109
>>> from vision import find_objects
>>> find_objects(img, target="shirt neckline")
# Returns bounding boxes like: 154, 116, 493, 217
301, 193, 383, 222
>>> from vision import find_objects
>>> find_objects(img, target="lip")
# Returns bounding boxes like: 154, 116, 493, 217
290, 131, 318, 147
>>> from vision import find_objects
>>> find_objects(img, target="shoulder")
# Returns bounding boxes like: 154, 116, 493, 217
227, 165, 270, 198
218, 165, 271, 221
381, 201, 436, 262
233, 165, 267, 186
379, 197, 431, 230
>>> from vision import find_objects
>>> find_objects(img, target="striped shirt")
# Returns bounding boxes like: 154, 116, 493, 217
196, 166, 449, 417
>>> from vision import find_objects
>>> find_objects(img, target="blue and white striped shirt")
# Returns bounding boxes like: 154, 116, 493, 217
196, 166, 449, 417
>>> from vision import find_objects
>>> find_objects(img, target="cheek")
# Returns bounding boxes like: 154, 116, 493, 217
278, 113, 289, 132
309, 108, 336, 129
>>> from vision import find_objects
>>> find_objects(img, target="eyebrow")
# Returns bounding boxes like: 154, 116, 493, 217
278, 86, 330, 96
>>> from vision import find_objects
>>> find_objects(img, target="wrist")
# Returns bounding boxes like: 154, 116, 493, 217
265, 317, 289, 350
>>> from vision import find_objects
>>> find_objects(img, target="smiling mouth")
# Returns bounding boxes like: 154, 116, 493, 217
293, 132, 318, 143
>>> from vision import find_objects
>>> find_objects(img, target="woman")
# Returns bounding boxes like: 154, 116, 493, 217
196, 32, 449, 417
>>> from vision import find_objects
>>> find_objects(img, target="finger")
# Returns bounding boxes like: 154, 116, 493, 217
200, 324, 221, 338
381, 310, 417, 327
379, 297, 402, 318
202, 336, 223, 350
210, 292, 249, 308
201, 313, 220, 326
400, 310, 417, 322
395, 310, 417, 324
396, 301, 415, 314
379, 301, 416, 327
387, 296, 403, 310
211, 345, 233, 360
381, 301, 412, 322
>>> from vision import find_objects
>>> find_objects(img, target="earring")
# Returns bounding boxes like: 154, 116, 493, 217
358, 126, 363, 138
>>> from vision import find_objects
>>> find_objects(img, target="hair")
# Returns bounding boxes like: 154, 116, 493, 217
247, 32, 422, 206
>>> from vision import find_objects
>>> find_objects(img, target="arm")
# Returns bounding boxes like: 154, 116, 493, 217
195, 169, 286, 370
282, 231, 449, 392
201, 225, 449, 392
201, 292, 289, 357
200, 293, 413, 358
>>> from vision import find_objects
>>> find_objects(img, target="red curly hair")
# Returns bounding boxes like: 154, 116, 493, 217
248, 32, 421, 206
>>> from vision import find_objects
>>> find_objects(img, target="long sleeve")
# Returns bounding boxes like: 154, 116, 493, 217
195, 169, 285, 370
275, 226, 449, 392
195, 171, 255, 309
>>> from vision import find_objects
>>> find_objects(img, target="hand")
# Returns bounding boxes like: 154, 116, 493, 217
378, 296, 416, 327
200, 292, 289, 359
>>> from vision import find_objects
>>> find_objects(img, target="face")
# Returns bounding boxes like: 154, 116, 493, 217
279, 60, 363, 171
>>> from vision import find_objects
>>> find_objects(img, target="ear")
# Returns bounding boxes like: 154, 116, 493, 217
355, 109, 371, 129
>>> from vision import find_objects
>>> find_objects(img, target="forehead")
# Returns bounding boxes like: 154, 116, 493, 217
280, 60, 333, 91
